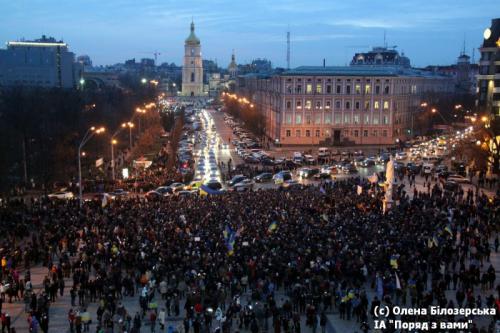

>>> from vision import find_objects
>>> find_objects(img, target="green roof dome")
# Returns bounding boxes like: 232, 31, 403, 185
185, 21, 200, 45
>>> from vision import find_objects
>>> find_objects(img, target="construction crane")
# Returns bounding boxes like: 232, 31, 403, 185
140, 51, 162, 65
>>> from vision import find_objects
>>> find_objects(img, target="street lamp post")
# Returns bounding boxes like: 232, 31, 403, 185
78, 126, 105, 206
111, 139, 117, 181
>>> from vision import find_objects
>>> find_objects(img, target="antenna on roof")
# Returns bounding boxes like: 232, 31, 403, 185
383, 30, 387, 48
462, 33, 466, 56
286, 26, 291, 70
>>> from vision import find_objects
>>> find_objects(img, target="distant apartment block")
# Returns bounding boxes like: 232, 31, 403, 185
0, 35, 82, 89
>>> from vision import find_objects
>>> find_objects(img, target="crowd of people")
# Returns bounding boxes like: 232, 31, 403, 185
0, 172, 498, 332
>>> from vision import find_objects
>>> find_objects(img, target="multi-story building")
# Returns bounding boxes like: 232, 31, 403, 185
477, 18, 500, 119
237, 66, 454, 145
0, 35, 82, 88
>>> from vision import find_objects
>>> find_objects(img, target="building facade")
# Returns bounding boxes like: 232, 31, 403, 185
237, 66, 454, 145
477, 18, 500, 118
182, 21, 204, 96
0, 36, 81, 88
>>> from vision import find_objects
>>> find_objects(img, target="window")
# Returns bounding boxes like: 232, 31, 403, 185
355, 84, 361, 94
296, 85, 302, 93
306, 84, 313, 94
364, 101, 370, 111
336, 85, 342, 94
364, 115, 370, 124
343, 130, 349, 137
316, 84, 322, 94
363, 130, 368, 137
373, 116, 379, 125
354, 130, 359, 137
325, 114, 332, 124
306, 115, 311, 124
286, 100, 292, 110
344, 114, 350, 124
346, 85, 351, 94
296, 130, 301, 137
411, 85, 417, 94
191, 48, 195, 56
315, 130, 320, 137
353, 115, 359, 124
190, 72, 195, 82
382, 130, 388, 137
286, 84, 292, 93
286, 114, 292, 124
296, 114, 302, 124
355, 101, 360, 110
345, 101, 351, 109
384, 86, 390, 94
326, 85, 332, 94
315, 114, 321, 124
286, 130, 291, 137
306, 130, 311, 137
325, 100, 331, 109
383, 115, 389, 124
334, 114, 341, 124
383, 101, 389, 110
374, 101, 380, 110
365, 85, 371, 94
305, 100, 312, 110
373, 130, 378, 137
375, 85, 380, 94
335, 100, 341, 109
296, 100, 302, 109
315, 101, 322, 109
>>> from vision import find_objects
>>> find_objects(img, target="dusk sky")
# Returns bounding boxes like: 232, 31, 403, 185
1, 0, 496, 68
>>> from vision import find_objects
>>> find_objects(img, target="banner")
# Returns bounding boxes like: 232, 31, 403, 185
95, 158, 104, 168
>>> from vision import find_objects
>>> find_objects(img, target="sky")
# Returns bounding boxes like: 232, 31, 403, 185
0, 0, 497, 68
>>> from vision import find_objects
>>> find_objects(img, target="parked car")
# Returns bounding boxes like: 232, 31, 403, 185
298, 167, 320, 179
228, 175, 247, 187
205, 180, 223, 191
304, 155, 316, 165
233, 179, 254, 192
447, 174, 471, 184
395, 152, 407, 160
254, 172, 273, 183
155, 186, 173, 196
341, 164, 357, 174
359, 159, 375, 168
169, 183, 185, 192
48, 191, 74, 200
110, 189, 129, 197
145, 190, 162, 200
318, 147, 330, 158
273, 171, 292, 184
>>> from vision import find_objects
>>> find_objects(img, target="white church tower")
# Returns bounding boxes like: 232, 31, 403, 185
182, 20, 204, 96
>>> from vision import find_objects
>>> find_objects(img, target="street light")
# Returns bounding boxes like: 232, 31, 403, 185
141, 78, 147, 84
122, 122, 135, 150
78, 126, 105, 206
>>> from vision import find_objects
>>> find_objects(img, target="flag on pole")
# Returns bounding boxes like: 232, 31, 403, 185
357, 185, 363, 195
390, 255, 398, 269
102, 194, 108, 208
376, 275, 384, 299
319, 186, 326, 195
368, 173, 379, 184
395, 272, 402, 290
268, 221, 278, 233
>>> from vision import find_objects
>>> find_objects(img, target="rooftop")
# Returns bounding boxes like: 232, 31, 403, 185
282, 66, 450, 78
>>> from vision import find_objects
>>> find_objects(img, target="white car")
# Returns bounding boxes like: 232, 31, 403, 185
48, 191, 74, 199
395, 152, 407, 160
447, 174, 470, 184
233, 179, 254, 192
